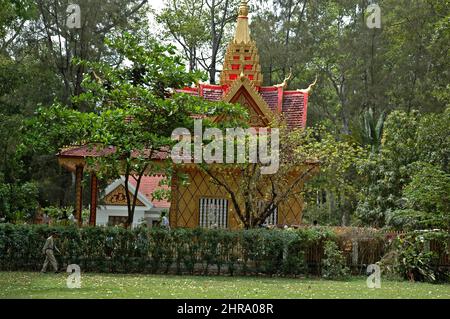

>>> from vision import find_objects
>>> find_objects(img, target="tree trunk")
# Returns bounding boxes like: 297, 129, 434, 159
209, 55, 217, 84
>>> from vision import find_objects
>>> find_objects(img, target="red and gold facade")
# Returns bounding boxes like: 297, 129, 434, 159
170, 0, 316, 229
57, 0, 315, 229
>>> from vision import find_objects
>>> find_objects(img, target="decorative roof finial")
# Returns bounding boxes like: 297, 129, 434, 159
234, 0, 251, 44
297, 75, 318, 94
275, 68, 293, 89
238, 0, 249, 17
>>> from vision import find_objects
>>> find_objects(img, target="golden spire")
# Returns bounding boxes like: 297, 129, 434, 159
220, 0, 263, 87
234, 0, 251, 44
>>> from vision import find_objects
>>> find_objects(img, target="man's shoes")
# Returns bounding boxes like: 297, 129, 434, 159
40, 271, 46, 274
54, 270, 59, 274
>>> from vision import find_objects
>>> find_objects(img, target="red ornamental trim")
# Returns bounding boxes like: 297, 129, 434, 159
180, 87, 198, 93
200, 84, 224, 90
303, 93, 309, 127
89, 173, 98, 226
277, 86, 284, 113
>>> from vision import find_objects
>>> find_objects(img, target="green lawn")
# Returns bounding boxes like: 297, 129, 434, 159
0, 272, 449, 299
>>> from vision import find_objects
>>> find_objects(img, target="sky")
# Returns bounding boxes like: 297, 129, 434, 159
149, 0, 165, 12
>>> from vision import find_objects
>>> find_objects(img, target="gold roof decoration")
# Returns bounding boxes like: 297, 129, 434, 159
275, 68, 293, 89
235, 0, 251, 44
220, 0, 263, 87
222, 75, 273, 126
297, 75, 318, 94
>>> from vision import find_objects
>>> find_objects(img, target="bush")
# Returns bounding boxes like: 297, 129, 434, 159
393, 231, 449, 282
321, 240, 349, 279
0, 224, 446, 280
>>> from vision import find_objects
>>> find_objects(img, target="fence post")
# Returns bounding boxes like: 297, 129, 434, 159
352, 239, 359, 266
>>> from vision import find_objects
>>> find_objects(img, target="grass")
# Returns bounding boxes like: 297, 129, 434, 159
0, 272, 449, 299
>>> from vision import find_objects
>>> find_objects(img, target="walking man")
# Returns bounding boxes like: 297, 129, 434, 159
160, 211, 170, 230
41, 232, 61, 273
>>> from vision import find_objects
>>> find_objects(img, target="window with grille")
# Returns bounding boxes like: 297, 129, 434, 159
259, 201, 278, 225
108, 216, 128, 227
199, 198, 228, 229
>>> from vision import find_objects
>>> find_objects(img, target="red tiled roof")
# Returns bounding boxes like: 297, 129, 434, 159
260, 87, 280, 112
200, 84, 225, 101
58, 144, 169, 160
129, 175, 170, 208
282, 91, 308, 129
176, 83, 309, 129
58, 144, 116, 158
176, 87, 199, 96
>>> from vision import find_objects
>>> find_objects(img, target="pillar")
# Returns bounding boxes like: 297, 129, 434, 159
75, 165, 84, 226
89, 172, 98, 226
352, 239, 359, 266
169, 172, 178, 228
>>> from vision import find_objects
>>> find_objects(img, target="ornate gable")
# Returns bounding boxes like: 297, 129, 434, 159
221, 76, 273, 127
103, 184, 145, 206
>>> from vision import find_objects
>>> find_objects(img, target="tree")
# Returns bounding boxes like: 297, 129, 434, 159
29, 32, 246, 227
357, 107, 386, 154
386, 163, 450, 231
198, 119, 363, 228
0, 0, 156, 213
28, 0, 150, 105
157, 0, 240, 83
0, 114, 39, 222
251, 0, 449, 134
156, 0, 210, 72
356, 107, 450, 227
0, 0, 37, 53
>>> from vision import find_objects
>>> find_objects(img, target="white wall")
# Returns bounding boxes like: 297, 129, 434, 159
96, 205, 147, 228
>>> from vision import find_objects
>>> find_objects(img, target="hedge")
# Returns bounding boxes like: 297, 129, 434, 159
0, 224, 448, 280
0, 224, 335, 275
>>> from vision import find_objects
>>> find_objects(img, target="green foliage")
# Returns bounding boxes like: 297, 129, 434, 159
356, 108, 450, 227
392, 231, 450, 283
387, 163, 450, 231
29, 32, 247, 227
156, 0, 210, 72
360, 108, 387, 154
302, 125, 366, 226
1, 224, 447, 282
156, 0, 240, 82
0, 0, 36, 42
321, 240, 349, 280
0, 181, 38, 222
0, 224, 335, 276
404, 165, 450, 213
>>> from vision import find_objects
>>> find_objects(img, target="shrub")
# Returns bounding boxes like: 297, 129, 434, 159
393, 231, 449, 282
321, 240, 349, 279
0, 223, 446, 280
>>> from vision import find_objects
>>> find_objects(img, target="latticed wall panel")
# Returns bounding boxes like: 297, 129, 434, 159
170, 167, 305, 229
170, 168, 240, 229
277, 183, 305, 226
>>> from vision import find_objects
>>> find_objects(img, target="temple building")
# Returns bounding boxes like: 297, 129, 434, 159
169, 1, 314, 229
57, 0, 314, 228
